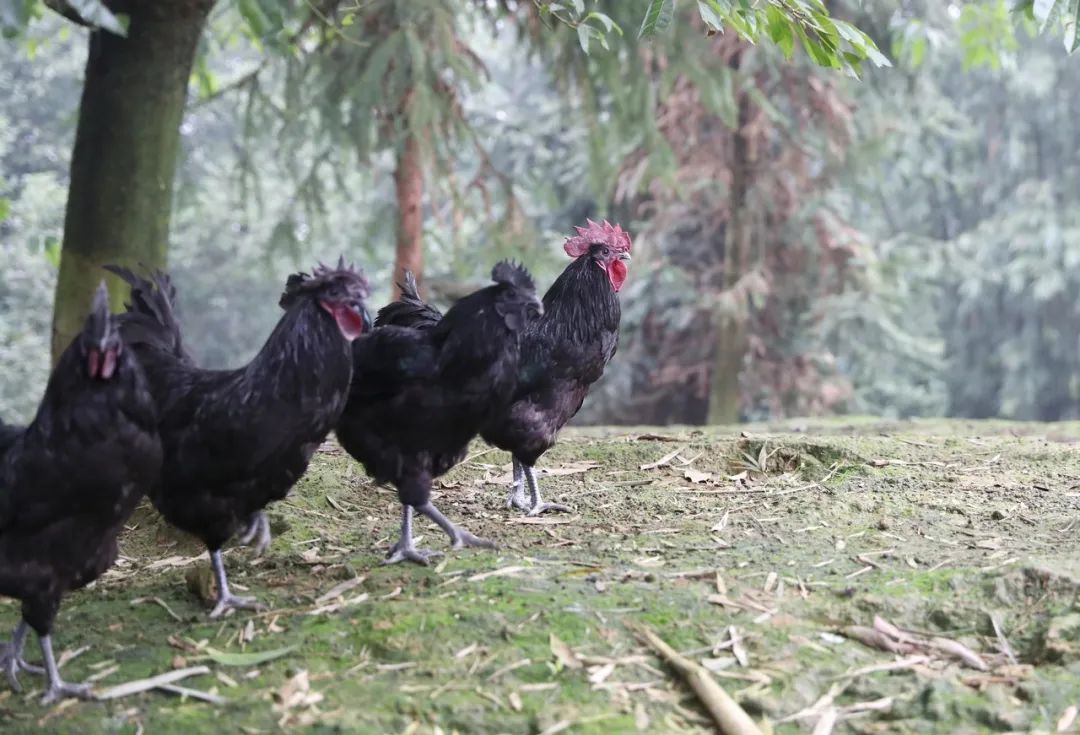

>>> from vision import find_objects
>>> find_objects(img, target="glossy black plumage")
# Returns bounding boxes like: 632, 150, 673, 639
107, 263, 370, 614
338, 262, 541, 564
0, 284, 161, 701
379, 247, 624, 515
0, 420, 20, 459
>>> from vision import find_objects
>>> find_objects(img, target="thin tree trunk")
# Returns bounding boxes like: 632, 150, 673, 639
393, 133, 424, 300
707, 54, 752, 425
51, 0, 215, 361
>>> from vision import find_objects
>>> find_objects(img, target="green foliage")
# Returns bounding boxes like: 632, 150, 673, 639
637, 0, 673, 39
548, 0, 891, 76
836, 21, 1080, 420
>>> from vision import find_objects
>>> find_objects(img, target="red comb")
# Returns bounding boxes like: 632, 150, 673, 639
564, 219, 633, 258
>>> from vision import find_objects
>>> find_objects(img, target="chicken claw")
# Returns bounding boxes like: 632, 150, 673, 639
522, 465, 571, 517
236, 511, 272, 555
384, 506, 445, 566
38, 635, 95, 705
210, 593, 265, 619
526, 501, 571, 517
0, 623, 43, 692
41, 680, 94, 705
208, 549, 266, 618
417, 502, 497, 551
383, 542, 444, 566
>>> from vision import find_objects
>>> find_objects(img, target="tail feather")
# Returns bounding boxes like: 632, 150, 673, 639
103, 265, 191, 363
375, 270, 443, 330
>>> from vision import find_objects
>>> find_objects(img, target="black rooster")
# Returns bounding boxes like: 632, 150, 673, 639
378, 221, 631, 516
0, 420, 19, 458
107, 261, 370, 616
0, 283, 161, 703
338, 261, 542, 565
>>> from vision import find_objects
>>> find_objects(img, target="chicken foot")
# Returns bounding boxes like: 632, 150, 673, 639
39, 633, 94, 704
209, 549, 266, 618
384, 505, 444, 566
418, 501, 496, 551
236, 511, 272, 555
521, 464, 570, 517
0, 622, 43, 692
384, 502, 496, 566
505, 459, 529, 511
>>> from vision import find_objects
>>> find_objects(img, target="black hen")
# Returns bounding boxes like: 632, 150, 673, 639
378, 221, 631, 516
107, 261, 370, 616
337, 261, 542, 565
0, 420, 19, 459
0, 283, 161, 703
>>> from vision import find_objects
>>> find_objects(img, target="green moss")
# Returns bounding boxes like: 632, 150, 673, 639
3, 420, 1080, 732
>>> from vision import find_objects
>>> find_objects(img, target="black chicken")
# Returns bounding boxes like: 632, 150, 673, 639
0, 283, 161, 703
0, 419, 19, 458
338, 261, 542, 565
107, 261, 370, 616
378, 221, 631, 516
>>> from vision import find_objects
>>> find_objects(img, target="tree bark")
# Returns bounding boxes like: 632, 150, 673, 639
51, 0, 215, 361
392, 133, 424, 300
707, 53, 752, 425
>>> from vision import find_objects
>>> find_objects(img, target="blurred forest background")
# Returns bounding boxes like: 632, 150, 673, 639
1, 0, 1078, 426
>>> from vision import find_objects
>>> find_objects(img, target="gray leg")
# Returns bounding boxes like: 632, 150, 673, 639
417, 501, 496, 551
522, 464, 570, 517
384, 505, 444, 566
0, 622, 44, 692
209, 549, 265, 618
39, 633, 94, 705
506, 458, 529, 510
236, 511, 272, 555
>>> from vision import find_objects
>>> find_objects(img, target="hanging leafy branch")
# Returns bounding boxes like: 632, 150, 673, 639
536, 0, 891, 75
1014, 0, 1080, 52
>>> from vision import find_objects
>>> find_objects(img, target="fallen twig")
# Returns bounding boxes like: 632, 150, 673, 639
96, 666, 211, 700
634, 625, 763, 735
158, 683, 228, 705
131, 596, 183, 622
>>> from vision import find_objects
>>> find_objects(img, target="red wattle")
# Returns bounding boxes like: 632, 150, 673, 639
607, 260, 628, 292
100, 348, 118, 380
87, 349, 101, 379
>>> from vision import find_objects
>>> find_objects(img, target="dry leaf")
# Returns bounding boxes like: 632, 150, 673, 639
315, 576, 366, 604
1057, 705, 1078, 733
550, 634, 583, 670
683, 468, 713, 484
588, 662, 615, 685
509, 691, 523, 712
730, 626, 749, 667
274, 670, 324, 712
640, 447, 684, 471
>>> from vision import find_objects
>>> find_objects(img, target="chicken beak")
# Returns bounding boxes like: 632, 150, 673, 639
618, 252, 632, 262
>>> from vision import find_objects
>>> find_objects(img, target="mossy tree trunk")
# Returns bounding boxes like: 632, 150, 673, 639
51, 0, 215, 361
707, 52, 752, 425
392, 132, 424, 300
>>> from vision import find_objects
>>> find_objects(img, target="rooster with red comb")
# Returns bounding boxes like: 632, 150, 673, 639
489, 218, 630, 513
377, 219, 631, 515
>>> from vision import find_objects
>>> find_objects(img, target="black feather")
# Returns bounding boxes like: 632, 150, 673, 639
109, 263, 368, 553
0, 295, 161, 640
481, 253, 622, 465
338, 263, 541, 508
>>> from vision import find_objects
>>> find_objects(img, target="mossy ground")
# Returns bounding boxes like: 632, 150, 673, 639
1, 419, 1078, 733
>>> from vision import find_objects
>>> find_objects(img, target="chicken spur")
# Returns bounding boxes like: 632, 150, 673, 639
338, 261, 542, 565
106, 259, 371, 617
0, 283, 162, 703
